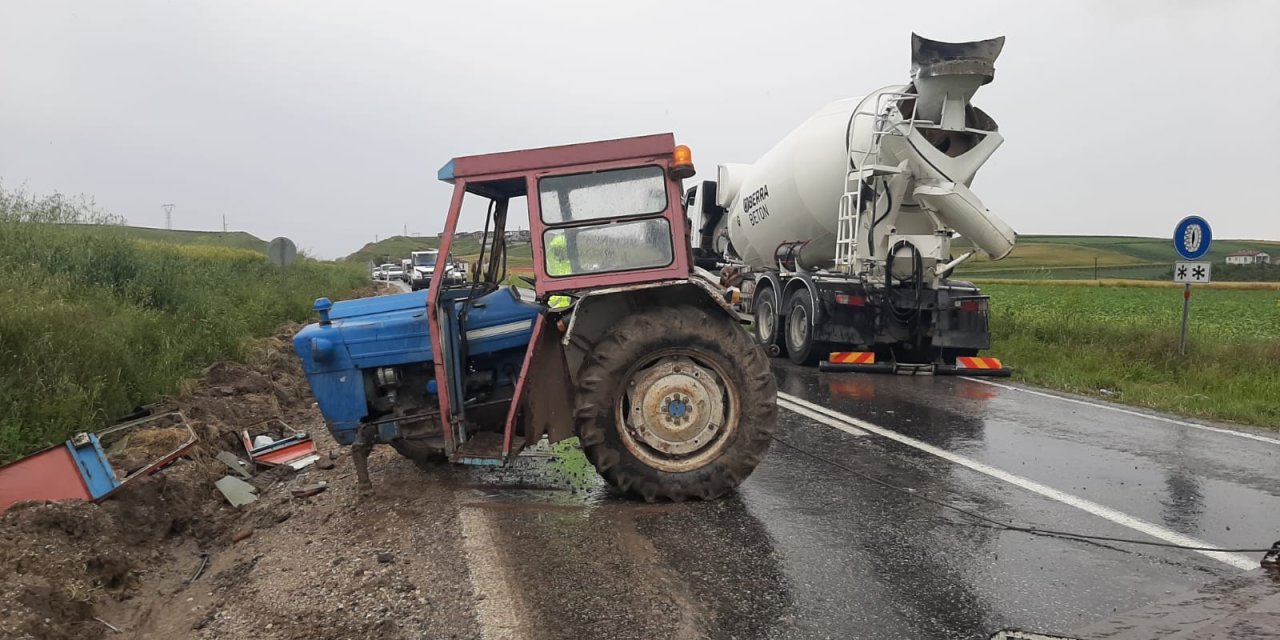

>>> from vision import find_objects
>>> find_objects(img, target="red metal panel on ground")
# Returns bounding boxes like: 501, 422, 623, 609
447, 134, 675, 180
0, 445, 92, 512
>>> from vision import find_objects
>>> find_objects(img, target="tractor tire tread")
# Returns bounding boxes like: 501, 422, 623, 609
576, 305, 776, 502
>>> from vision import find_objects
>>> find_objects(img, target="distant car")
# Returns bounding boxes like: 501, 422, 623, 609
384, 265, 405, 281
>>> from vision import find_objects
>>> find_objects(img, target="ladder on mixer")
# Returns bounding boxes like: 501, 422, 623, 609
834, 92, 920, 275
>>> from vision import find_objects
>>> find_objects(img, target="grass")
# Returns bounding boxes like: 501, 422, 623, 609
0, 187, 367, 463
985, 283, 1280, 428
958, 235, 1280, 281
90, 225, 270, 252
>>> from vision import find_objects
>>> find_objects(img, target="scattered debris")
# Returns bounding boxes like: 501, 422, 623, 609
376, 551, 395, 564
242, 419, 319, 470
217, 451, 254, 479
291, 481, 328, 499
215, 476, 259, 508
232, 526, 255, 543
0, 411, 197, 514
185, 553, 210, 584
0, 323, 344, 639
317, 457, 336, 470
93, 616, 122, 633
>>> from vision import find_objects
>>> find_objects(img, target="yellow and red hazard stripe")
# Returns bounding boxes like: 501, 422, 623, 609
828, 352, 875, 365
956, 356, 1004, 370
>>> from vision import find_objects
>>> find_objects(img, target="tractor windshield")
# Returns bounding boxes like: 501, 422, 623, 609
538, 166, 673, 276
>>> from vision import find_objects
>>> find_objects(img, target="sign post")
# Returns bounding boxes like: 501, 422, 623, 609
1172, 217, 1212, 356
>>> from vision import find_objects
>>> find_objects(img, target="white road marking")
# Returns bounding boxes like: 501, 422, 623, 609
458, 499, 527, 639
778, 391, 1257, 570
961, 377, 1280, 446
778, 398, 868, 437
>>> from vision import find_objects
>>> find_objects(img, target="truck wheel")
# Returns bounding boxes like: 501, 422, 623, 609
576, 305, 776, 502
785, 289, 829, 366
752, 285, 787, 357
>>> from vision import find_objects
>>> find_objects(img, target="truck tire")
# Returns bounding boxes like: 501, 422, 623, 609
575, 305, 776, 502
752, 285, 787, 357
784, 289, 829, 366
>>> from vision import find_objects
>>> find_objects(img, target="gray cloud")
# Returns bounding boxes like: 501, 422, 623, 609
2, 0, 1277, 258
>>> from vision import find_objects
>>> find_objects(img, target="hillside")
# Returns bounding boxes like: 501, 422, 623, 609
63, 224, 271, 252
346, 234, 533, 269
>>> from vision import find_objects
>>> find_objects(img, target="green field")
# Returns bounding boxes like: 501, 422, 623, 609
959, 235, 1280, 280
986, 283, 1280, 427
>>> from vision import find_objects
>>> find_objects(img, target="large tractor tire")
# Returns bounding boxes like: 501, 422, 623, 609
575, 305, 776, 502
752, 285, 787, 358
784, 289, 830, 366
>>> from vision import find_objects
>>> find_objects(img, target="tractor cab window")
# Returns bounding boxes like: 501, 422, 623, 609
538, 166, 673, 276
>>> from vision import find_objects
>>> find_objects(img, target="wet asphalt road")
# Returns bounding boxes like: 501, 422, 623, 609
454, 362, 1280, 640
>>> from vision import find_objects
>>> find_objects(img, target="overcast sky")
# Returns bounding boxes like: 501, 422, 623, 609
2, 0, 1278, 258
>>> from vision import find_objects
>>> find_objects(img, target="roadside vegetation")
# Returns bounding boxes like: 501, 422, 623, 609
0, 185, 367, 463
984, 282, 1280, 428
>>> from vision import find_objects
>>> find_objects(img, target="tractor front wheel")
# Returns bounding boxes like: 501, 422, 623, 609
390, 437, 445, 471
575, 305, 776, 502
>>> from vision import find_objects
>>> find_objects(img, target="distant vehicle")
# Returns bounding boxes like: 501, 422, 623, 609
383, 264, 405, 281
409, 249, 465, 290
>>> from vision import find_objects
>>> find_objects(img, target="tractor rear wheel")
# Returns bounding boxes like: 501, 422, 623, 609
575, 305, 776, 502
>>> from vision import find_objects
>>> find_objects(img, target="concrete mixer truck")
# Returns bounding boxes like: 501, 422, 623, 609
690, 34, 1015, 375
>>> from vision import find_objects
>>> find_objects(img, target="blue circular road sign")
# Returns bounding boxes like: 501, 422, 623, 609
1173, 216, 1212, 260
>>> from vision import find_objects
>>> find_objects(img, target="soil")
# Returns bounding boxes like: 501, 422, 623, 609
0, 320, 480, 640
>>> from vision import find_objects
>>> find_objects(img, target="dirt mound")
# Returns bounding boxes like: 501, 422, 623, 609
0, 324, 321, 640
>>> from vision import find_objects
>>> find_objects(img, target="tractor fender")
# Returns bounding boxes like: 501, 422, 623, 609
563, 277, 742, 376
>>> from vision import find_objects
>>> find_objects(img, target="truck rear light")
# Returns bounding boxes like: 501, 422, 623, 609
835, 294, 866, 306
958, 300, 986, 313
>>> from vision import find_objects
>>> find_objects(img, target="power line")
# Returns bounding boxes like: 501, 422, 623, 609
162, 203, 174, 230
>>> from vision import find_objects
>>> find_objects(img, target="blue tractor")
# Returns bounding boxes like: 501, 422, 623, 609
293, 134, 777, 501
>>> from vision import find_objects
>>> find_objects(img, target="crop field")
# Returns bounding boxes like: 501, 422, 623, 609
958, 235, 1280, 281
984, 283, 1280, 427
